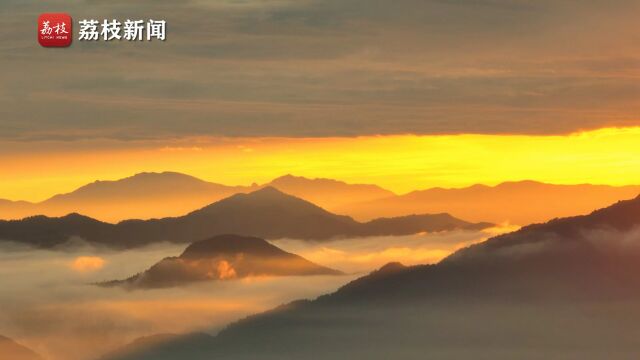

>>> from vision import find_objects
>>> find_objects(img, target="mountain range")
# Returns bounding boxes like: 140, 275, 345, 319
0, 172, 391, 223
101, 195, 640, 359
0, 172, 252, 223
101, 234, 342, 289
2, 172, 638, 226
0, 187, 490, 249
339, 180, 640, 225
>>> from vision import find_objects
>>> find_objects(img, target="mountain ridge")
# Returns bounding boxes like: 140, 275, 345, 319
341, 180, 640, 225
0, 187, 490, 249
0, 172, 391, 222
2, 172, 638, 226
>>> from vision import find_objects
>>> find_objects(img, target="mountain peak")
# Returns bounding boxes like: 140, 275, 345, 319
272, 173, 298, 180
116, 171, 207, 185
180, 234, 284, 260
102, 234, 342, 288
377, 262, 407, 274
61, 212, 99, 221
193, 186, 336, 219
270, 174, 366, 188
210, 186, 292, 205
130, 171, 200, 180
253, 185, 286, 195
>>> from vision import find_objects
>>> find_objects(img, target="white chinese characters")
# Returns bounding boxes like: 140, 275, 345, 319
147, 20, 166, 41
40, 20, 69, 37
101, 19, 121, 41
78, 19, 166, 42
124, 20, 144, 41
78, 19, 99, 40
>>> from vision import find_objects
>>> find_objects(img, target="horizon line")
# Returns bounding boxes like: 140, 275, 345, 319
2, 171, 639, 204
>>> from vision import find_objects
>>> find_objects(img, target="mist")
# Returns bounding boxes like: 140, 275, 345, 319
272, 227, 512, 274
0, 241, 353, 360
0, 227, 511, 360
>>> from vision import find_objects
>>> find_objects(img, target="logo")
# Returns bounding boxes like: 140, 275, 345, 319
38, 13, 72, 47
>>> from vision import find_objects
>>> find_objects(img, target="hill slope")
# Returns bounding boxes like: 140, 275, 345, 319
102, 195, 640, 359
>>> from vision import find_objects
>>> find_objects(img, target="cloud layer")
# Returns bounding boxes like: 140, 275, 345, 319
0, 228, 500, 360
2, 0, 640, 140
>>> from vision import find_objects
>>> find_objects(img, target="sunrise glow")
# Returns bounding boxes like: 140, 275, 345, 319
2, 126, 640, 202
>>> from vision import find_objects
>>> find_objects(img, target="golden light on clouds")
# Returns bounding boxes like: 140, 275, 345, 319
216, 261, 238, 280
3, 126, 640, 201
69, 256, 106, 273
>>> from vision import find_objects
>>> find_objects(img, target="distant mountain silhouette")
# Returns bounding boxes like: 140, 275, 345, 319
0, 335, 42, 360
0, 199, 33, 218
0, 188, 490, 248
268, 174, 393, 210
0, 172, 391, 223
0, 172, 256, 222
340, 180, 640, 226
102, 195, 640, 360
358, 213, 490, 235
102, 235, 342, 289
2, 173, 637, 227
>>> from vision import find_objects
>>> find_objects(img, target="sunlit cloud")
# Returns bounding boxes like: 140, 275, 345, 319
69, 256, 106, 273
481, 223, 522, 236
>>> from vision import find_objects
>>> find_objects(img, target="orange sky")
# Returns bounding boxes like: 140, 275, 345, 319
2, 126, 640, 202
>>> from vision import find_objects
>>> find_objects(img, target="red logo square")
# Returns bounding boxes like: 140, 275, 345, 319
38, 13, 72, 47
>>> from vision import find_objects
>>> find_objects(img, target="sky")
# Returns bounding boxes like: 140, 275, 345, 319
1, 0, 639, 199
3, 127, 640, 201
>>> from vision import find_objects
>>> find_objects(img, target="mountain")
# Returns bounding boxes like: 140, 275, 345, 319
0, 199, 34, 217
358, 213, 491, 236
0, 213, 112, 248
102, 195, 640, 360
0, 188, 490, 248
0, 172, 256, 223
341, 180, 640, 225
102, 235, 342, 289
329, 194, 640, 302
267, 174, 393, 210
3, 173, 637, 228
0, 172, 391, 223
0, 335, 42, 360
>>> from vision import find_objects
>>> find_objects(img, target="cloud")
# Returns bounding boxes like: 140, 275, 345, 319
216, 260, 237, 280
1, 0, 640, 140
271, 229, 505, 273
69, 256, 106, 272
0, 241, 355, 360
